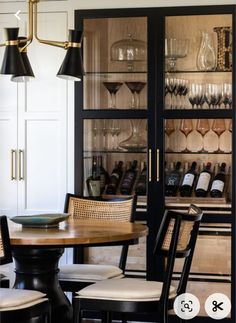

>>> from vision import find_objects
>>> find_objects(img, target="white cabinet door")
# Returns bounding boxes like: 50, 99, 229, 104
0, 12, 68, 216
17, 12, 68, 214
0, 15, 19, 216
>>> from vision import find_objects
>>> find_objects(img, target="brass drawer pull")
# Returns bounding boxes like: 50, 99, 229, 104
11, 149, 17, 180
19, 149, 24, 181
148, 149, 152, 182
156, 149, 160, 182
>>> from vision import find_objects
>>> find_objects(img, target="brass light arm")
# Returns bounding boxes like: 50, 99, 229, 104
33, 0, 68, 49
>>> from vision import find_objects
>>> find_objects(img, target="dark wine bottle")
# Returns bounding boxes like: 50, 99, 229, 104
120, 160, 138, 195
106, 161, 123, 195
135, 162, 147, 196
195, 162, 212, 197
180, 161, 197, 197
86, 156, 101, 197
98, 156, 110, 194
165, 161, 182, 197
210, 162, 226, 198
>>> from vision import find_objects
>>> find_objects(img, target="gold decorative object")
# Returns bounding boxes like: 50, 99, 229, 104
213, 26, 232, 71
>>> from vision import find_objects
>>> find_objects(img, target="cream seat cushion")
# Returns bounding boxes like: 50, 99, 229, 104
0, 288, 47, 310
59, 264, 124, 281
77, 278, 176, 301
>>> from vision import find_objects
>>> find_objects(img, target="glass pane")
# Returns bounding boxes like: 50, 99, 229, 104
164, 117, 232, 318
164, 15, 232, 110
164, 118, 232, 202
83, 17, 147, 110
83, 119, 147, 199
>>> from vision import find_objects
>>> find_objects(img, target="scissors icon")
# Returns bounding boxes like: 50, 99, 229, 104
212, 300, 224, 312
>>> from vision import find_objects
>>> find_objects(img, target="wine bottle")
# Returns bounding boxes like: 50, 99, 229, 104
120, 160, 138, 195
195, 162, 212, 197
98, 156, 110, 194
210, 162, 226, 198
180, 161, 197, 197
135, 161, 147, 195
105, 161, 123, 195
86, 156, 101, 197
165, 161, 182, 197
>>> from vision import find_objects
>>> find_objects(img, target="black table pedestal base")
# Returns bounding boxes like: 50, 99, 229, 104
12, 248, 73, 323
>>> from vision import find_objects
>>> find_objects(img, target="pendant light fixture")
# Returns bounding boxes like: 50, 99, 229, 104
0, 0, 84, 82
11, 37, 35, 82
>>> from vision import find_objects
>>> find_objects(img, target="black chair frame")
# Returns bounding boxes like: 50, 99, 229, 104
73, 206, 202, 323
0, 215, 51, 323
59, 193, 137, 293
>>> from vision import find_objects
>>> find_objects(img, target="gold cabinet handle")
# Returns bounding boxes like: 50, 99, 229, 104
19, 149, 24, 181
148, 149, 152, 182
11, 149, 17, 180
156, 149, 160, 182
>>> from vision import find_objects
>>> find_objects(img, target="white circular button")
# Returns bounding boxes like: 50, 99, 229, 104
174, 293, 200, 320
205, 293, 231, 320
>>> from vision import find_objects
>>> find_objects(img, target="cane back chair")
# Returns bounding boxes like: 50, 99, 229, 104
59, 193, 137, 293
73, 204, 203, 323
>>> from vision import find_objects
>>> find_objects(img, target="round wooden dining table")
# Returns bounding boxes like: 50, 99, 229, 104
9, 219, 148, 323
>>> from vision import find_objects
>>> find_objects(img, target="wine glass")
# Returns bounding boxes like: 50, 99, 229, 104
92, 120, 101, 150
101, 120, 110, 150
164, 119, 175, 152
125, 81, 146, 108
205, 83, 222, 109
103, 82, 123, 108
212, 119, 226, 152
221, 83, 232, 109
109, 119, 121, 150
179, 119, 193, 152
196, 119, 210, 152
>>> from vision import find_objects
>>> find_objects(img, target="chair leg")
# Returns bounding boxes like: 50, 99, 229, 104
101, 311, 112, 323
72, 299, 82, 323
121, 313, 127, 323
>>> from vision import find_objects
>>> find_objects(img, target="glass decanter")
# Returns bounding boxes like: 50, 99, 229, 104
196, 31, 216, 71
119, 119, 146, 151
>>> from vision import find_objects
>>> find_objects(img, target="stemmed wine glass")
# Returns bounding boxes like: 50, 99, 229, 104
196, 119, 210, 152
109, 120, 121, 150
103, 82, 123, 108
188, 83, 205, 109
164, 119, 175, 151
221, 83, 232, 109
179, 119, 193, 152
101, 120, 110, 150
212, 119, 226, 152
92, 120, 101, 150
125, 81, 146, 108
204, 83, 222, 109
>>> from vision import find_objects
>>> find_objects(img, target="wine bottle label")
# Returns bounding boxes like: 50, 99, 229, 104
88, 180, 100, 196
111, 172, 120, 180
182, 173, 194, 186
196, 172, 211, 191
166, 174, 180, 186
211, 180, 224, 192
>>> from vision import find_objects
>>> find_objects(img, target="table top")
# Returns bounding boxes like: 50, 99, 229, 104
9, 219, 148, 247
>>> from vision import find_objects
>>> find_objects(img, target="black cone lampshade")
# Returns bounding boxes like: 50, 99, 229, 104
11, 37, 35, 82
57, 30, 84, 81
0, 28, 26, 75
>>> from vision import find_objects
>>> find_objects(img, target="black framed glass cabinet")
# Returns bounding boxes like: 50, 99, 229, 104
74, 5, 235, 322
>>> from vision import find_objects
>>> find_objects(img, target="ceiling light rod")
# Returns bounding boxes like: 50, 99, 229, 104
0, 0, 84, 81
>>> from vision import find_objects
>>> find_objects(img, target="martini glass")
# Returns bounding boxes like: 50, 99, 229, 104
125, 81, 146, 108
103, 82, 123, 108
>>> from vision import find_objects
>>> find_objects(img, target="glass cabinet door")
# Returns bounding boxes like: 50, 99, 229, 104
164, 13, 233, 318
81, 16, 148, 216
83, 17, 147, 110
